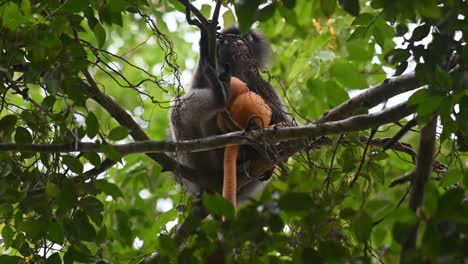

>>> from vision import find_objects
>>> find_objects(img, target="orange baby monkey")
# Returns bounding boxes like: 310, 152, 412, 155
217, 77, 272, 208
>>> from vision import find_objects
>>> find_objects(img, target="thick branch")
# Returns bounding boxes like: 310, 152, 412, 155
317, 72, 420, 123
1, 86, 416, 193
0, 103, 415, 155
82, 70, 197, 179
400, 115, 437, 262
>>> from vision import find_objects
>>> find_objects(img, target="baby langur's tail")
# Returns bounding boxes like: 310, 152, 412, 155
220, 77, 272, 208
223, 145, 240, 208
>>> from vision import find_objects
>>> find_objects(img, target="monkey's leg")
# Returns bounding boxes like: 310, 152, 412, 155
223, 145, 239, 208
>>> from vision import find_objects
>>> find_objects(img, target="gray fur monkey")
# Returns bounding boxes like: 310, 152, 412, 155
169, 27, 291, 202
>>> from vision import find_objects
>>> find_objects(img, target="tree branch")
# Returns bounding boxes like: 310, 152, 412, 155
212, 0, 222, 23
178, 0, 208, 28
400, 115, 437, 262
317, 72, 420, 123
0, 102, 416, 155
81, 70, 197, 181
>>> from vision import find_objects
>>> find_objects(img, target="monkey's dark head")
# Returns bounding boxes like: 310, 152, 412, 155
217, 27, 272, 75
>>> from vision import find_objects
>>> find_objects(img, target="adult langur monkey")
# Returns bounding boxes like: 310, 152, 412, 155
169, 26, 291, 206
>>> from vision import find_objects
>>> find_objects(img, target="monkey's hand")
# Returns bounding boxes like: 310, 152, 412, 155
218, 64, 231, 87
204, 63, 230, 107
217, 63, 232, 105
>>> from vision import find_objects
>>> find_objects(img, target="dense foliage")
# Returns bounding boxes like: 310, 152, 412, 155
0, 0, 467, 263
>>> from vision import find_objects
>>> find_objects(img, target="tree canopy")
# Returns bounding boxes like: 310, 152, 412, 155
0, 0, 467, 263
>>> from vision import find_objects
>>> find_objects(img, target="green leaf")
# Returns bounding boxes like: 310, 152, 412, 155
67, 242, 93, 263
392, 221, 413, 244
200, 4, 211, 18
2, 225, 14, 249
0, 255, 22, 264
416, 95, 442, 117
17, 218, 42, 241
46, 253, 62, 264
385, 49, 410, 65
201, 219, 222, 237
2, 2, 25, 30
268, 214, 284, 233
330, 62, 368, 89
370, 150, 389, 161
395, 24, 408, 36
47, 221, 65, 244
93, 23, 106, 48
85, 112, 99, 139
339, 147, 356, 172
99, 4, 113, 25
62, 0, 89, 13
45, 75, 60, 95
407, 89, 430, 105
320, 0, 336, 17
436, 188, 464, 219
0, 115, 18, 137
46, 182, 61, 198
63, 79, 86, 106
58, 179, 79, 209
278, 192, 313, 212
73, 211, 96, 241
202, 193, 235, 220
257, 5, 276, 22
410, 24, 431, 42
340, 208, 356, 219
348, 26, 370, 41
115, 210, 132, 245
108, 126, 129, 141
235, 0, 260, 32
15, 127, 32, 145
109, 0, 130, 13
62, 155, 84, 174
301, 248, 324, 263
352, 13, 374, 26
372, 16, 395, 52
95, 179, 123, 199
158, 234, 177, 256
41, 96, 56, 110
422, 182, 439, 216
167, 0, 185, 12
100, 144, 121, 161
223, 9, 236, 28
79, 196, 104, 225
440, 168, 463, 187
351, 210, 373, 243
83, 152, 101, 167
278, 6, 298, 25
338, 0, 360, 16
282, 0, 296, 9
21, 0, 31, 16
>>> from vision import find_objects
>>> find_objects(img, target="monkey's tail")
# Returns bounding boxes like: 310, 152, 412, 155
223, 145, 239, 208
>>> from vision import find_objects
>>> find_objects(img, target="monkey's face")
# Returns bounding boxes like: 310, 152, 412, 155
217, 34, 253, 71
217, 27, 272, 75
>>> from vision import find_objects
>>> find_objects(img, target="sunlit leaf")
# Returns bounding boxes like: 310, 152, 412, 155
202, 192, 235, 220
108, 126, 129, 141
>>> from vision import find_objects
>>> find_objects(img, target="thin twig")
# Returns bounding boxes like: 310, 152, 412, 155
325, 134, 343, 191
351, 129, 377, 187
